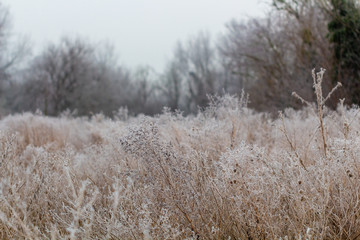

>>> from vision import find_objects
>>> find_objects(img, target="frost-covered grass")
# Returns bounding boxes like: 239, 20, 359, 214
0, 74, 360, 239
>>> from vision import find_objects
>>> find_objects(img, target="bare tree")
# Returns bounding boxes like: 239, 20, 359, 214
129, 66, 165, 115
13, 37, 136, 116
77, 43, 133, 116
0, 4, 29, 81
219, 4, 333, 111
164, 32, 219, 113
0, 3, 30, 115
160, 61, 183, 111
31, 37, 94, 115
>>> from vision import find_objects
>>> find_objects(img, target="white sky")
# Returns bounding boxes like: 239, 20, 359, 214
2, 0, 270, 72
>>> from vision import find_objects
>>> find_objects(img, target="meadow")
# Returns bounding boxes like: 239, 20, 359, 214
0, 70, 360, 239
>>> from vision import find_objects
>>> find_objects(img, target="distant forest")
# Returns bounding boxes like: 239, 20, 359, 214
0, 0, 360, 117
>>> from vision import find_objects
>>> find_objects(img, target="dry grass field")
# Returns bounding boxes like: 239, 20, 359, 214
0, 70, 360, 239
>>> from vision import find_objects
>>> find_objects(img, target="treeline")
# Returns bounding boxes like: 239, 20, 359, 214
1, 0, 360, 116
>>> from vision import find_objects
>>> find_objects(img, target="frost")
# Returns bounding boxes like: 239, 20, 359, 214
0, 95, 359, 238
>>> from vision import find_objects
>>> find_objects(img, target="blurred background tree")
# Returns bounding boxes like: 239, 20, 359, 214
0, 3, 29, 115
220, 0, 333, 111
2, 0, 360, 116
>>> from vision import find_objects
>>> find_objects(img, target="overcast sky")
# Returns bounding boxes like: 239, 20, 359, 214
2, 0, 270, 72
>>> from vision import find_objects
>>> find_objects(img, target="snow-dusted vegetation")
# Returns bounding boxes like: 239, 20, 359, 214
0, 71, 359, 239
0, 0, 360, 237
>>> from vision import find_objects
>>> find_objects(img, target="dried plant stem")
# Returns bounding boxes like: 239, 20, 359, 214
292, 68, 342, 159
318, 105, 327, 158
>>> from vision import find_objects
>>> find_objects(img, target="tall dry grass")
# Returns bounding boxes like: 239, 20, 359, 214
0, 70, 359, 239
